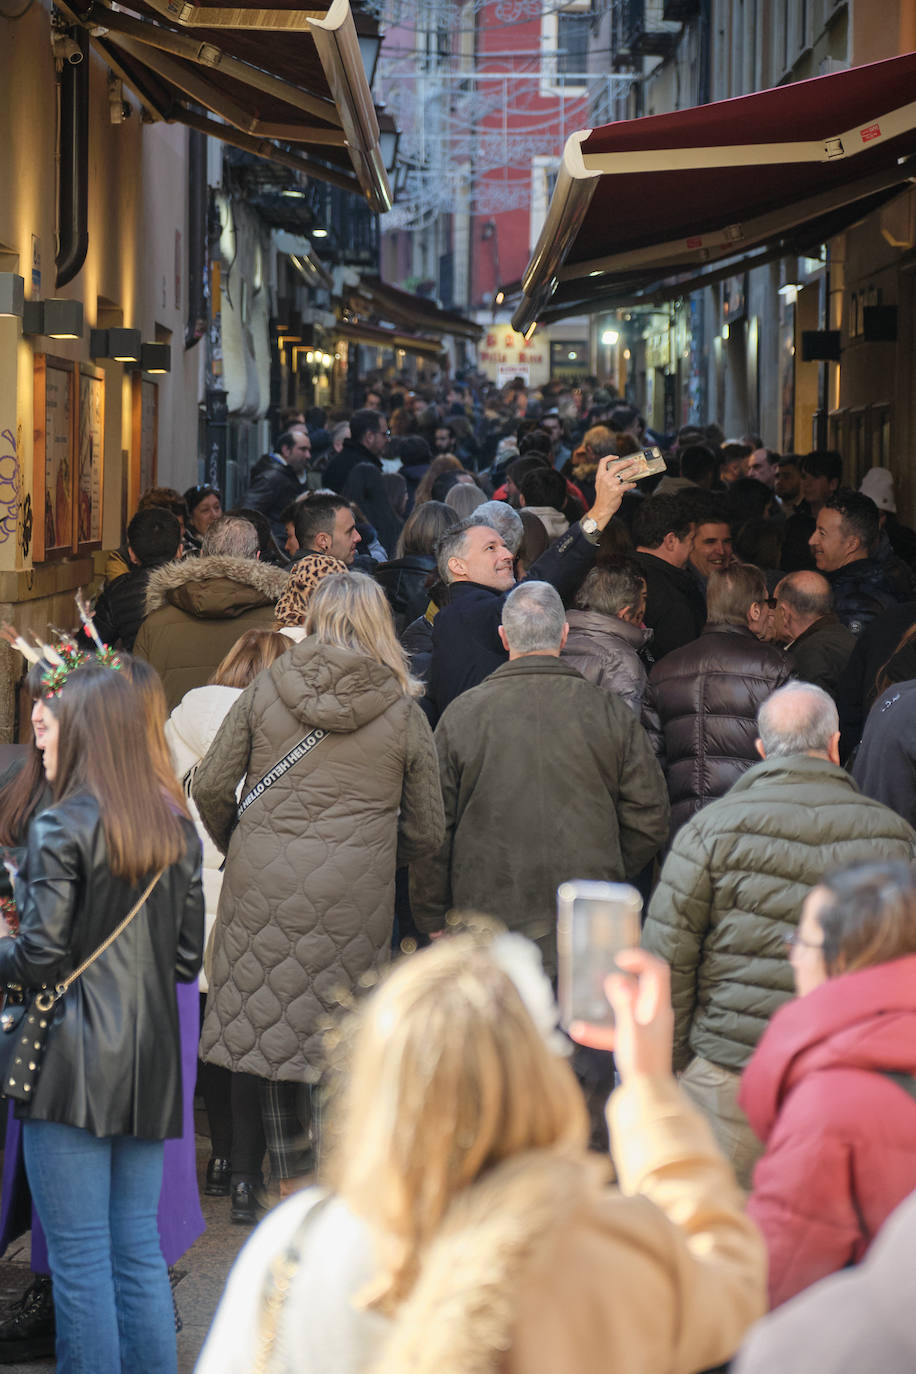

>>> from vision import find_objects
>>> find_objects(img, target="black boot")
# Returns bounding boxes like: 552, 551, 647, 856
204, 1157, 232, 1196
0, 1275, 55, 1364
230, 1181, 264, 1226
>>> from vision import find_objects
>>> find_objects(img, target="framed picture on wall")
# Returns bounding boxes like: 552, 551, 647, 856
33, 354, 76, 561
76, 363, 105, 554
130, 373, 158, 515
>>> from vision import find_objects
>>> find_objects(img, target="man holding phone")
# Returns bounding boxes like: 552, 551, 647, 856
427, 453, 644, 719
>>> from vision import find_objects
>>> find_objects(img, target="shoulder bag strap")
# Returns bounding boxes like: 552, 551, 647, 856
235, 727, 328, 824
39, 868, 164, 1010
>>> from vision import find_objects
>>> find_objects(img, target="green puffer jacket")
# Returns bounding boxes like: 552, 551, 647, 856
642, 754, 916, 1073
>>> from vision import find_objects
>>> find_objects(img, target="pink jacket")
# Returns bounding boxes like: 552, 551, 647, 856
740, 953, 916, 1307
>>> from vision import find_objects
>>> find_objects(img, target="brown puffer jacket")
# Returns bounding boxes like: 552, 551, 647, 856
561, 609, 651, 714
133, 555, 289, 710
642, 623, 792, 838
193, 638, 445, 1081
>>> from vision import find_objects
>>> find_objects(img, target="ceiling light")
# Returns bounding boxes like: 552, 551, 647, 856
601, 329, 618, 346
282, 188, 306, 199
0, 274, 24, 319
90, 327, 141, 362
312, 228, 329, 239
23, 298, 84, 339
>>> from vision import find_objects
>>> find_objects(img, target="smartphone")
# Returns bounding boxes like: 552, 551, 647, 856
556, 881, 642, 1029
628, 445, 667, 480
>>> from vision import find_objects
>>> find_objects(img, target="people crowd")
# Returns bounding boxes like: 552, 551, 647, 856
2, 367, 916, 1372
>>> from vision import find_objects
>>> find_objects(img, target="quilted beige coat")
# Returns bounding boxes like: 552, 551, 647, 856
193, 638, 444, 1081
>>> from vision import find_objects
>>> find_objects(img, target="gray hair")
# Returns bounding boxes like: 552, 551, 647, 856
202, 515, 259, 559
500, 581, 566, 654
445, 484, 487, 518
474, 501, 524, 555
435, 518, 476, 584
757, 682, 839, 758
575, 561, 645, 617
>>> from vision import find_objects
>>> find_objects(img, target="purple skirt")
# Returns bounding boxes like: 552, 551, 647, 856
0, 980, 205, 1271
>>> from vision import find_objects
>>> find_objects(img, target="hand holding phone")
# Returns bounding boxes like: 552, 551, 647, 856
569, 949, 675, 1083
557, 880, 642, 1030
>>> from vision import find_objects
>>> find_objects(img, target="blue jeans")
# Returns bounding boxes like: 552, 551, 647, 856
22, 1121, 176, 1374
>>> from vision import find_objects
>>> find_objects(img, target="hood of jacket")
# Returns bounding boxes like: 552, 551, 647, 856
144, 555, 289, 620
165, 684, 243, 774
271, 637, 406, 733
741, 953, 916, 1140
564, 608, 651, 652
524, 506, 569, 538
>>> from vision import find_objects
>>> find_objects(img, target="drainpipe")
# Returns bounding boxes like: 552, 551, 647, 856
55, 26, 89, 288
185, 128, 207, 348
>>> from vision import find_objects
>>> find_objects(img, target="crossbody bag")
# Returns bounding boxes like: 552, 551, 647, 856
0, 868, 164, 1103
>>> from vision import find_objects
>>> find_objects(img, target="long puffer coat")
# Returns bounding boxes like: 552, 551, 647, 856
740, 954, 916, 1307
642, 754, 916, 1072
642, 623, 792, 837
193, 639, 445, 1082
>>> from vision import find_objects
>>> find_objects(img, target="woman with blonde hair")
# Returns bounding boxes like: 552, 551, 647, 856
165, 629, 290, 1220
193, 573, 444, 1212
198, 939, 766, 1374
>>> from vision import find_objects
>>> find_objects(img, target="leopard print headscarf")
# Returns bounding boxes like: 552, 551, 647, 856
274, 553, 348, 627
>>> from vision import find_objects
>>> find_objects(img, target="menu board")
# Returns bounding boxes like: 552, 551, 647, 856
131, 374, 158, 512
33, 355, 75, 560
33, 356, 105, 560
76, 365, 104, 551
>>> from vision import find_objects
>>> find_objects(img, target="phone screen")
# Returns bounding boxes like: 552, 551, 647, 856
556, 881, 642, 1029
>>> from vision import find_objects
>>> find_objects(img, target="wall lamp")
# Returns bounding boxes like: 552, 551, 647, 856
23, 297, 84, 339
0, 274, 24, 318
90, 327, 141, 362
140, 342, 171, 374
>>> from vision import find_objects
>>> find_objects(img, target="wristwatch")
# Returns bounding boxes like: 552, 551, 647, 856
581, 515, 600, 541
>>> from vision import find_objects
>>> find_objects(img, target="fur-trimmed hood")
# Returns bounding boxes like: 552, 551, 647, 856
143, 554, 288, 620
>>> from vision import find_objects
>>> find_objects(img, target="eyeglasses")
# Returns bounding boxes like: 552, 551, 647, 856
784, 931, 824, 952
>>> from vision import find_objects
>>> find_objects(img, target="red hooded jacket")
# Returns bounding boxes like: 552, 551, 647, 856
739, 953, 916, 1308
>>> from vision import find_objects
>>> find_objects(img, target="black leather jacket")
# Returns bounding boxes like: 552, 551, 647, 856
375, 553, 436, 633
1, 792, 204, 1139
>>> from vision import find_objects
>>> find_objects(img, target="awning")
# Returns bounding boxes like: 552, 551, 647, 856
61, 0, 392, 211
513, 52, 916, 333
335, 320, 444, 361
351, 277, 484, 340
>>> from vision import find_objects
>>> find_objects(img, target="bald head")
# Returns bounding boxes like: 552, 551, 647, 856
774, 570, 834, 644
756, 682, 840, 763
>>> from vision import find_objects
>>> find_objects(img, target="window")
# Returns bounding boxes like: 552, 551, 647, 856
529, 156, 559, 252
541, 2, 593, 95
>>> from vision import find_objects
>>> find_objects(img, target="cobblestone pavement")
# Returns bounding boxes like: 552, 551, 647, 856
0, 1128, 252, 1374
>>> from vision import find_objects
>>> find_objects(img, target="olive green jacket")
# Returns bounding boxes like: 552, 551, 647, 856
411, 655, 669, 975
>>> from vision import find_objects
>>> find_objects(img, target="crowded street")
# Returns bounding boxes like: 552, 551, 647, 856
2, 0, 916, 1371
